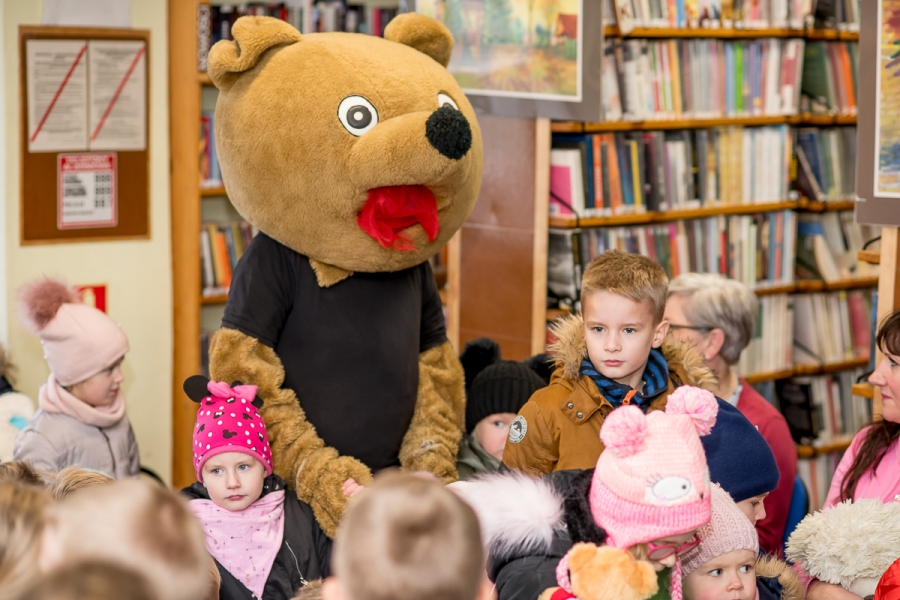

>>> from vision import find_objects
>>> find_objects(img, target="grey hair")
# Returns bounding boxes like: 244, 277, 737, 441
667, 273, 758, 365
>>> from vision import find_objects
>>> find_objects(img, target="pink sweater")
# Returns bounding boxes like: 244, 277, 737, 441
824, 426, 900, 507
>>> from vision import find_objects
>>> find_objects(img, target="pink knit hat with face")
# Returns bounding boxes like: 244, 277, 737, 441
590, 386, 718, 551
682, 484, 759, 576
19, 278, 129, 386
187, 379, 273, 482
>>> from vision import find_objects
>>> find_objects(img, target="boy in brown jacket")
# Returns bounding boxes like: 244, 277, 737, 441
503, 251, 716, 476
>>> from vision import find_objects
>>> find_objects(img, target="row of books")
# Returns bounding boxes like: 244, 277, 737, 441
197, 2, 399, 54
792, 289, 871, 366
610, 0, 812, 34
797, 452, 840, 510
795, 127, 856, 201
796, 212, 877, 282
550, 125, 794, 217
200, 221, 258, 297
548, 210, 798, 303
200, 111, 221, 189
800, 42, 857, 115
737, 293, 793, 376
601, 38, 806, 121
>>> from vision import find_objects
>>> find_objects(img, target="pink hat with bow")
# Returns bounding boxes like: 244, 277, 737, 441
184, 376, 273, 482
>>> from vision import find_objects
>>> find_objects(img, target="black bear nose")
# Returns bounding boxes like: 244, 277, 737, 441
425, 105, 472, 160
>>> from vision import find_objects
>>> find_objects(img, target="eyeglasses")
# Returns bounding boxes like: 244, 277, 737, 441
667, 323, 713, 333
646, 537, 700, 561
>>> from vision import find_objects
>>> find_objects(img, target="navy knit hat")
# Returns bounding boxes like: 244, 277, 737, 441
701, 398, 780, 502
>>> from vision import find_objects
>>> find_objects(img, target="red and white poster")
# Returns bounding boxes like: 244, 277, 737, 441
57, 152, 117, 229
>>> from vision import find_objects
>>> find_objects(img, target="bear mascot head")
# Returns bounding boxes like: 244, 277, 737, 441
206, 13, 483, 538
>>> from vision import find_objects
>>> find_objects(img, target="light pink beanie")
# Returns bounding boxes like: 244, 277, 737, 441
590, 386, 718, 551
682, 483, 759, 576
20, 278, 129, 386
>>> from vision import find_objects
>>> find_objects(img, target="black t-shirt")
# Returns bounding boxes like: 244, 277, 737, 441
222, 233, 447, 471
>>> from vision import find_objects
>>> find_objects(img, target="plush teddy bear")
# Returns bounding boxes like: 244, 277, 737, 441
205, 14, 483, 537
787, 499, 900, 598
537, 543, 659, 600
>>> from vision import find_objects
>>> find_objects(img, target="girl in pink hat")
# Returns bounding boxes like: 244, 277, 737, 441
180, 376, 331, 600
13, 278, 137, 478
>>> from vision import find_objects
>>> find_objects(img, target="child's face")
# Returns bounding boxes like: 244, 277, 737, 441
68, 357, 124, 407
583, 290, 668, 390
473, 412, 518, 461
640, 530, 698, 572
683, 549, 757, 600
735, 493, 768, 525
201, 452, 266, 511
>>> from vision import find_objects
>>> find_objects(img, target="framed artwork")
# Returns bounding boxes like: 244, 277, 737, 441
874, 0, 900, 198
415, 0, 602, 120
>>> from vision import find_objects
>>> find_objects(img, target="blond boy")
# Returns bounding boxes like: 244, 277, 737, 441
503, 250, 715, 476
322, 472, 493, 600
38, 479, 209, 600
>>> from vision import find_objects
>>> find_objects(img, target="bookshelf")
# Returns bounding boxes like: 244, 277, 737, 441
602, 26, 860, 40
551, 114, 857, 134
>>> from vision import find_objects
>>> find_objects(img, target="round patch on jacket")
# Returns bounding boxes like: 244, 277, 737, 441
508, 415, 527, 443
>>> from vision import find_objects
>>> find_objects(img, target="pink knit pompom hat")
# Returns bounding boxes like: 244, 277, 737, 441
590, 386, 718, 550
19, 278, 129, 386
191, 380, 273, 482
682, 484, 759, 576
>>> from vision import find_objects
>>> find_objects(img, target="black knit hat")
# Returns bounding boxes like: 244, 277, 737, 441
465, 361, 546, 433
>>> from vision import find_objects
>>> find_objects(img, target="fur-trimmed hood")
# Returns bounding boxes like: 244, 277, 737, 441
756, 555, 804, 600
549, 314, 717, 390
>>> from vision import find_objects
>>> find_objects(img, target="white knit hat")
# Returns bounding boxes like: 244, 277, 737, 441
682, 483, 759, 576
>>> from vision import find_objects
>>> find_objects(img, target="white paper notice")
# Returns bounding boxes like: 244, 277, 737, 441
88, 40, 146, 151
57, 153, 117, 229
27, 40, 89, 153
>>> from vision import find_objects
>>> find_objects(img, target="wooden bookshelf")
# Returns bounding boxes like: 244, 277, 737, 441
549, 200, 799, 228
744, 357, 870, 383
795, 276, 879, 292
798, 199, 856, 212
744, 369, 796, 384
200, 186, 226, 197
754, 283, 798, 296
859, 249, 881, 265
603, 25, 859, 41
200, 294, 228, 305
551, 114, 857, 134
852, 382, 874, 399
796, 436, 854, 459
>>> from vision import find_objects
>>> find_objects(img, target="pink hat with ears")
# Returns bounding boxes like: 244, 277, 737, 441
183, 376, 273, 482
587, 386, 718, 600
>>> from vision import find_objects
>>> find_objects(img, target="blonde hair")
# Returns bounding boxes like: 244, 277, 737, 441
0, 461, 48, 487
47, 467, 114, 501
45, 479, 208, 600
0, 483, 51, 599
667, 273, 758, 365
581, 251, 668, 322
206, 553, 221, 600
292, 580, 323, 600
10, 560, 155, 600
333, 472, 483, 600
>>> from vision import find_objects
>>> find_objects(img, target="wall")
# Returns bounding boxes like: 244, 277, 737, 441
3, 0, 173, 482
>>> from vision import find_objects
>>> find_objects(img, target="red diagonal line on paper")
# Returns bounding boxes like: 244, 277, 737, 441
30, 43, 88, 143
90, 45, 145, 142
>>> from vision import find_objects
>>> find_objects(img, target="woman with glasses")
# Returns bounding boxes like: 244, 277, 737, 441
664, 273, 797, 559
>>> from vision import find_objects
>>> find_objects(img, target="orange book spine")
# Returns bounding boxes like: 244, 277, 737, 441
604, 134, 624, 214
838, 43, 856, 111
215, 231, 233, 288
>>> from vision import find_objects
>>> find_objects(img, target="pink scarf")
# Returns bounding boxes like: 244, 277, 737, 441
189, 490, 286, 599
39, 374, 125, 428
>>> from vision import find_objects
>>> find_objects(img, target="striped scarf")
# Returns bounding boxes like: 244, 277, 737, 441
580, 347, 669, 412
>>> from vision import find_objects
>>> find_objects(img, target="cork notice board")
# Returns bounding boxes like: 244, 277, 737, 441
19, 26, 149, 244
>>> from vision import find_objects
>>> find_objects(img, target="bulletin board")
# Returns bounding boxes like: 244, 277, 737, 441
19, 26, 149, 244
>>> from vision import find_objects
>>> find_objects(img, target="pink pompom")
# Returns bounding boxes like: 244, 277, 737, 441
599, 405, 648, 457
18, 277, 79, 332
665, 386, 718, 436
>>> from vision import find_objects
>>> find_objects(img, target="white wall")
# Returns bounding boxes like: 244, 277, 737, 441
3, 0, 173, 482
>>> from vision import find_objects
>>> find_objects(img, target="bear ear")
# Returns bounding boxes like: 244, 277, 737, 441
384, 13, 454, 68
183, 375, 211, 403
207, 16, 303, 91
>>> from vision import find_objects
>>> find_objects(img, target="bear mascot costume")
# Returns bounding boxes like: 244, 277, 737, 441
205, 13, 483, 537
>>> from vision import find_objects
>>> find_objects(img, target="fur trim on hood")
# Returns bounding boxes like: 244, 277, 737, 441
549, 314, 717, 390
448, 472, 565, 560
756, 555, 804, 600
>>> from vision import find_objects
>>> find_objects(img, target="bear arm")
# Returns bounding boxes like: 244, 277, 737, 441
209, 327, 373, 537
398, 340, 465, 483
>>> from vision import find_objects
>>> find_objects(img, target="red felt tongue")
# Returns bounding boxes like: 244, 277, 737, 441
357, 185, 440, 251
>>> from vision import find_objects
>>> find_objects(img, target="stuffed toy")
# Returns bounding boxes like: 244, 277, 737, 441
205, 13, 483, 537
537, 543, 659, 600
786, 499, 900, 597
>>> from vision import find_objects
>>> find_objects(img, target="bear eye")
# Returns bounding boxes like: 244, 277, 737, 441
338, 96, 378, 136
438, 92, 459, 110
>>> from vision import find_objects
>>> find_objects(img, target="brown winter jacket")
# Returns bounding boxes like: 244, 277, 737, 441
502, 314, 716, 477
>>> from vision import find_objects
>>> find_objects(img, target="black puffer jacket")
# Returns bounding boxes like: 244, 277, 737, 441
182, 475, 331, 600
